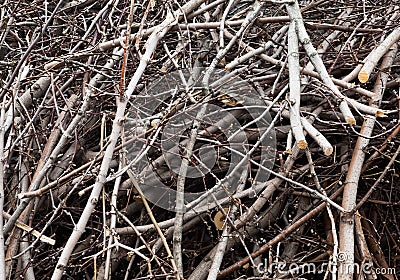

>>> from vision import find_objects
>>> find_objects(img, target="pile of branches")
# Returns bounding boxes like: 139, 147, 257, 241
0, 0, 399, 279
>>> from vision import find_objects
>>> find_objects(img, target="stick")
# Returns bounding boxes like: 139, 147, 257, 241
50, 1, 206, 278
217, 186, 344, 278
338, 40, 397, 280
286, 0, 356, 124
287, 20, 307, 149
358, 27, 400, 83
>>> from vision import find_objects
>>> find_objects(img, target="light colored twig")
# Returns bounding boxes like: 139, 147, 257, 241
219, 0, 236, 50
173, 104, 207, 277
338, 40, 397, 280
287, 19, 307, 149
4, 48, 124, 236
224, 29, 376, 99
358, 26, 400, 83
0, 98, 6, 280
203, 0, 264, 86
206, 169, 248, 280
285, 129, 293, 154
103, 156, 123, 279
51, 1, 206, 278
305, 149, 338, 280
286, 0, 356, 124
301, 118, 333, 156
343, 7, 399, 83
225, 25, 288, 71
2, 211, 55, 246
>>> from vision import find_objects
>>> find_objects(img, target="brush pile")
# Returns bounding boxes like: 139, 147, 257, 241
0, 0, 399, 279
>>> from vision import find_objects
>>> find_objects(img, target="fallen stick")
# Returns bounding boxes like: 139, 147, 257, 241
358, 27, 400, 83
217, 186, 344, 278
2, 211, 55, 246
287, 20, 307, 149
50, 1, 207, 279
224, 31, 376, 99
287, 0, 356, 124
338, 39, 397, 280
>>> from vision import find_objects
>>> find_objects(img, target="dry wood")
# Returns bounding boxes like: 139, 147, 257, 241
0, 1, 398, 279
358, 27, 400, 83
287, 20, 307, 149
338, 38, 397, 280
218, 186, 344, 277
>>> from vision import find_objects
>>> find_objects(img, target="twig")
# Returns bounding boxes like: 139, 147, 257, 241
126, 169, 179, 279
217, 186, 344, 278
173, 104, 207, 277
0, 98, 6, 280
305, 149, 338, 280
206, 169, 248, 280
301, 118, 333, 156
287, 0, 358, 125
2, 211, 55, 246
354, 213, 377, 280
338, 38, 397, 280
353, 144, 400, 213
224, 29, 376, 99
287, 19, 307, 149
226, 25, 288, 71
219, 0, 236, 50
4, 48, 124, 236
203, 0, 264, 86
103, 155, 123, 279
119, 0, 135, 96
358, 27, 400, 83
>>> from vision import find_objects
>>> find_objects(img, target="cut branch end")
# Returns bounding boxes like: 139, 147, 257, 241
358, 70, 369, 83
297, 140, 308, 149
345, 116, 356, 125
375, 110, 387, 117
324, 147, 333, 156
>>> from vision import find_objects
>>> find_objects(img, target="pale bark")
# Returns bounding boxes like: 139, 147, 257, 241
286, 0, 355, 124
51, 1, 206, 278
338, 41, 397, 280
287, 20, 307, 149
4, 49, 124, 236
0, 99, 6, 280
358, 27, 400, 83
